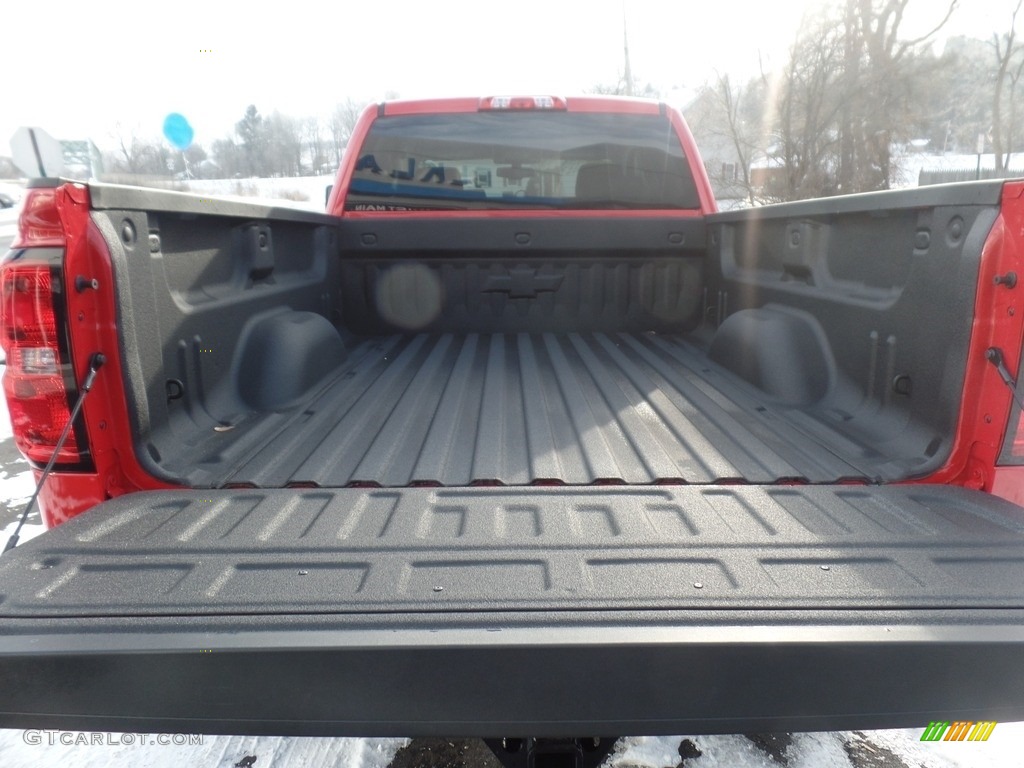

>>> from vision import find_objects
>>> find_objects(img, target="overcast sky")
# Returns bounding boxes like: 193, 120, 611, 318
2, 0, 1018, 155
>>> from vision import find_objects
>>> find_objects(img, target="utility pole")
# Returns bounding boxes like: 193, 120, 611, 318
839, 0, 858, 192
977, 132, 985, 180
623, 10, 634, 96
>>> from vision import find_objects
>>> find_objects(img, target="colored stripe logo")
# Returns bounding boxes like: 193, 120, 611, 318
920, 721, 997, 742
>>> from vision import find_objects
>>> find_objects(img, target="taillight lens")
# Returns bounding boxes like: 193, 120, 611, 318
13, 187, 65, 248
1, 256, 81, 464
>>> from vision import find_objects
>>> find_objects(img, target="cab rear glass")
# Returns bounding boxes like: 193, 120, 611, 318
345, 112, 701, 211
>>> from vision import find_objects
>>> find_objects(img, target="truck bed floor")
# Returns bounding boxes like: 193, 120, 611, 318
221, 332, 902, 487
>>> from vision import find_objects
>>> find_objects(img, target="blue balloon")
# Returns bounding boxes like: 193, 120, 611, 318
163, 113, 194, 150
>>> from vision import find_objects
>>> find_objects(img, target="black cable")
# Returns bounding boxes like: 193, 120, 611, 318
2, 353, 105, 555
987, 347, 1024, 414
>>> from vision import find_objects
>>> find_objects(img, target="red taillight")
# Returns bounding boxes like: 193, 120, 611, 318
3, 268, 58, 346
479, 95, 567, 111
2, 193, 82, 463
13, 187, 65, 248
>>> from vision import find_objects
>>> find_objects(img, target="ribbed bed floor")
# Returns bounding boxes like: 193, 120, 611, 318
221, 332, 904, 488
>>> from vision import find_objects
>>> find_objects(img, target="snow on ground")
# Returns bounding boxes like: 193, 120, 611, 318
176, 175, 332, 212
180, 176, 331, 208
2, 728, 1023, 768
609, 727, 1024, 768
891, 152, 1004, 189
0, 207, 19, 241
0, 366, 42, 545
0, 475, 42, 547
0, 732, 410, 768
859, 723, 1024, 768
0, 182, 25, 230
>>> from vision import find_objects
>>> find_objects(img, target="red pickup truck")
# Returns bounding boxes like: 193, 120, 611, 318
2, 95, 1024, 760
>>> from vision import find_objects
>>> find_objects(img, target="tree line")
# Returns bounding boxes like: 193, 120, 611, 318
686, 0, 1024, 203
102, 98, 368, 180
98, 0, 1023, 204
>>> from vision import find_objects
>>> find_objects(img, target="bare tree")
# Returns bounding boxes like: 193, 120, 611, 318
1005, 53, 1024, 167
304, 117, 327, 174
329, 99, 367, 166
110, 124, 159, 175
211, 138, 244, 177
264, 112, 303, 176
743, 0, 957, 200
838, 0, 958, 191
182, 144, 207, 179
589, 81, 659, 98
236, 105, 267, 176
993, 0, 1024, 170
715, 74, 762, 205
686, 73, 769, 205
775, 12, 847, 199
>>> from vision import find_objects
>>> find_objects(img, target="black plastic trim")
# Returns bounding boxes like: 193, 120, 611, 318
337, 216, 707, 253
709, 180, 1007, 223
86, 182, 339, 224
1, 614, 1023, 736
25, 178, 64, 189
998, 342, 1024, 465
51, 257, 94, 473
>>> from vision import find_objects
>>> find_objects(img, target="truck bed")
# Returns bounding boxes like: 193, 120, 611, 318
97, 185, 995, 491
2, 176, 1021, 738
220, 331, 908, 489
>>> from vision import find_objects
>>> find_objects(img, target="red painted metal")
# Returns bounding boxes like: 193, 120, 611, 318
60, 185, 181, 512
327, 96, 717, 218
378, 95, 663, 117
8, 182, 180, 526
326, 102, 378, 215
31, 470, 108, 528
991, 466, 1024, 507
909, 181, 1024, 495
667, 105, 718, 214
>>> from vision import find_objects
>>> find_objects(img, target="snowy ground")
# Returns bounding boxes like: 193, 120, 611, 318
3, 219, 1024, 765
180, 175, 333, 211
0, 207, 19, 253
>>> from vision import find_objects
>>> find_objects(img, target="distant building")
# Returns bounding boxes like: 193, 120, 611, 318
59, 139, 104, 179
912, 153, 1024, 186
748, 154, 788, 200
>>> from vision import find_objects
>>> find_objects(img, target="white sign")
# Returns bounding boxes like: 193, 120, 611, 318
9, 127, 65, 178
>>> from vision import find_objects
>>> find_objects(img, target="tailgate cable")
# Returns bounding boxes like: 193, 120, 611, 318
987, 347, 1024, 412
3, 353, 106, 555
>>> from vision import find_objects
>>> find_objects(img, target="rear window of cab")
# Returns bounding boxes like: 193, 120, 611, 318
345, 112, 701, 211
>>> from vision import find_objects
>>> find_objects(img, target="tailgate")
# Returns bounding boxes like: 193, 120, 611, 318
2, 484, 1024, 736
